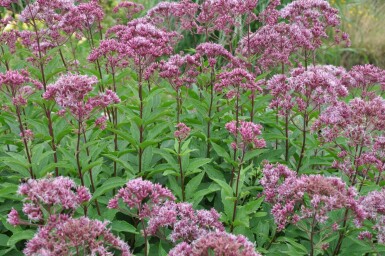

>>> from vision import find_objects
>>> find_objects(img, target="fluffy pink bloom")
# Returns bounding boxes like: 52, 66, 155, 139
268, 65, 348, 116
196, 0, 258, 35
108, 178, 175, 219
258, 0, 281, 25
174, 123, 191, 141
195, 42, 235, 68
24, 217, 131, 256
342, 64, 385, 99
43, 74, 120, 124
215, 68, 263, 99
226, 121, 266, 150
0, 70, 41, 107
169, 231, 261, 256
147, 1, 199, 31
358, 189, 385, 243
237, 23, 313, 70
313, 97, 385, 180
147, 201, 224, 243
280, 0, 348, 48
0, 0, 16, 7
261, 163, 365, 230
7, 208, 20, 226
88, 39, 130, 72
0, 17, 18, 53
19, 129, 34, 142
113, 1, 144, 19
17, 176, 91, 222
157, 53, 200, 90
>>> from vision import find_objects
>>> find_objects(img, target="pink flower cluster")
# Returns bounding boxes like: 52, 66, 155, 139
10, 176, 91, 222
268, 65, 348, 116
313, 97, 385, 179
24, 216, 131, 256
146, 1, 199, 31
157, 53, 200, 90
226, 121, 266, 150
0, 0, 16, 7
106, 19, 179, 73
196, 0, 258, 35
261, 163, 365, 230
88, 39, 130, 73
169, 231, 261, 256
113, 1, 144, 19
359, 189, 385, 243
0, 70, 42, 107
108, 177, 175, 219
174, 123, 191, 141
43, 74, 119, 128
237, 23, 313, 70
215, 68, 263, 99
342, 64, 385, 99
0, 17, 18, 53
147, 201, 224, 243
281, 0, 348, 48
195, 42, 235, 68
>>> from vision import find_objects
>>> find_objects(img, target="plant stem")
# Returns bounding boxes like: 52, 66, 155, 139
296, 112, 308, 172
206, 69, 215, 158
16, 106, 34, 178
82, 132, 101, 216
230, 149, 246, 232
230, 87, 241, 187
309, 213, 317, 256
75, 122, 87, 216
177, 139, 185, 201
138, 61, 144, 174
141, 218, 148, 256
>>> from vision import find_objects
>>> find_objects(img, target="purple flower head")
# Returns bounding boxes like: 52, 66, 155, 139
88, 39, 130, 73
258, 0, 281, 25
261, 163, 365, 230
43, 74, 119, 125
196, 42, 235, 67
215, 68, 262, 99
16, 176, 91, 222
147, 201, 224, 243
174, 123, 191, 141
158, 53, 200, 90
7, 208, 20, 226
196, 0, 258, 35
0, 0, 16, 7
113, 1, 144, 19
24, 217, 131, 256
0, 70, 41, 107
268, 65, 348, 116
237, 23, 313, 70
147, 1, 199, 32
342, 64, 385, 99
169, 231, 261, 256
108, 178, 175, 219
280, 0, 348, 48
226, 121, 266, 150
358, 189, 385, 243
313, 96, 385, 179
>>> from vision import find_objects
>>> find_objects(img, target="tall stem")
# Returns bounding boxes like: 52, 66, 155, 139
16, 107, 34, 178
82, 132, 101, 216
206, 69, 215, 158
309, 213, 317, 256
230, 149, 246, 232
138, 62, 144, 174
285, 113, 289, 162
296, 112, 308, 172
26, 7, 59, 176
177, 140, 185, 201
230, 87, 240, 187
75, 121, 87, 216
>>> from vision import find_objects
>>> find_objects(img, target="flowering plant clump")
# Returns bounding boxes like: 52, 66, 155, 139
24, 216, 131, 256
1, 0, 385, 255
169, 231, 261, 256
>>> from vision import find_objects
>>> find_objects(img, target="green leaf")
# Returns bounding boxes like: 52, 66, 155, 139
91, 177, 126, 201
7, 230, 35, 246
211, 142, 231, 161
187, 158, 211, 171
185, 171, 205, 200
111, 221, 138, 234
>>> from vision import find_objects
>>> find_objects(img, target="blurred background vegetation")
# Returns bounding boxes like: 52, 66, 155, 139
1, 0, 384, 68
